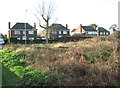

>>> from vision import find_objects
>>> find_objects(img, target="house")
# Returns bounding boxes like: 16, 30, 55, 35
8, 22, 37, 40
97, 27, 110, 36
71, 24, 110, 36
0, 33, 5, 39
109, 28, 117, 35
40, 24, 70, 39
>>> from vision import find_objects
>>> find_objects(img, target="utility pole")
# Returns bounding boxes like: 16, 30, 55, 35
25, 10, 27, 44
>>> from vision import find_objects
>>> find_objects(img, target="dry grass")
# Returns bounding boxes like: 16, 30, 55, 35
3, 32, 120, 86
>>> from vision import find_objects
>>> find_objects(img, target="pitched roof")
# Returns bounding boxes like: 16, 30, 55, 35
82, 26, 97, 31
48, 24, 69, 31
71, 29, 76, 32
98, 27, 109, 32
11, 23, 33, 29
0, 33, 4, 39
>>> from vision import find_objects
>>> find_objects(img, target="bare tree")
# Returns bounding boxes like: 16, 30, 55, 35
35, 0, 56, 44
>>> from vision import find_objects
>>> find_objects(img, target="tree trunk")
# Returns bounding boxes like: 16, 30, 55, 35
46, 21, 49, 44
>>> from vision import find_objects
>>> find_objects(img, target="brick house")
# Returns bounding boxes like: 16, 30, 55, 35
40, 24, 70, 39
8, 22, 37, 40
71, 24, 110, 36
109, 28, 117, 35
0, 33, 5, 39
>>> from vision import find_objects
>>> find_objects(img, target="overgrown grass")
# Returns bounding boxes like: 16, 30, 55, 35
2, 31, 120, 86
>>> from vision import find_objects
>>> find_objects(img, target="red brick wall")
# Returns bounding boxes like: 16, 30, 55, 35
9, 30, 37, 40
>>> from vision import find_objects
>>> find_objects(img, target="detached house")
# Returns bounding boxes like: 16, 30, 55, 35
40, 24, 70, 39
109, 28, 118, 35
8, 22, 37, 40
71, 24, 110, 36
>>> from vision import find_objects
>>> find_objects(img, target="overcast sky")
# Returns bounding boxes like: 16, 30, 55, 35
0, 0, 119, 34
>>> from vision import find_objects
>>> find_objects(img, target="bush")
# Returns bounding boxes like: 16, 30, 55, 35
0, 49, 58, 87
8, 36, 18, 44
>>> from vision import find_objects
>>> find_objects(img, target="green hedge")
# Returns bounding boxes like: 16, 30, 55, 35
7, 37, 90, 44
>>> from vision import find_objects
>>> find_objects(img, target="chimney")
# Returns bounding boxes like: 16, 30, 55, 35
8, 22, 11, 29
94, 26, 97, 30
97, 27, 100, 36
34, 22, 36, 29
80, 24, 82, 33
66, 24, 68, 29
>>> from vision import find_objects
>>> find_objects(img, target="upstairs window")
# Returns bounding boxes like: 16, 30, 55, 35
100, 32, 103, 35
87, 31, 97, 34
106, 32, 109, 35
103, 32, 106, 35
59, 31, 61, 34
15, 31, 20, 35
63, 31, 67, 34
52, 31, 57, 34
29, 31, 34, 34
54, 31, 57, 34
23, 31, 26, 34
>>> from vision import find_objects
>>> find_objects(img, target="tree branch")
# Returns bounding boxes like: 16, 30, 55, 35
39, 24, 46, 29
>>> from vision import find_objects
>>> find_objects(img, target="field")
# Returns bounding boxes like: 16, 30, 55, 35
1, 31, 120, 87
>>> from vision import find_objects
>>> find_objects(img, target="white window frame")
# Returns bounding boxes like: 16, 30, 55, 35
23, 31, 26, 34
52, 31, 54, 34
54, 31, 57, 34
104, 32, 106, 35
15, 31, 20, 35
59, 31, 61, 34
87, 31, 97, 34
22, 36, 27, 40
106, 32, 108, 35
58, 35, 62, 38
28, 37, 34, 40
52, 31, 57, 34
17, 37, 21, 40
100, 32, 103, 35
63, 31, 67, 34
29, 31, 34, 34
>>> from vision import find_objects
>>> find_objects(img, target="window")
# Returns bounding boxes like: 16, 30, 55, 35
23, 31, 26, 34
63, 31, 67, 34
54, 31, 57, 34
104, 32, 105, 35
100, 32, 103, 35
52, 31, 54, 34
87, 32, 97, 34
22, 36, 27, 40
17, 37, 21, 40
15, 31, 20, 35
52, 31, 57, 34
28, 37, 34, 40
59, 31, 61, 34
106, 32, 108, 35
29, 31, 34, 34
58, 35, 62, 38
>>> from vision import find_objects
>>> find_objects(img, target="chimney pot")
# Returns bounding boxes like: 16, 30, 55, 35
34, 22, 36, 29
97, 28, 100, 36
8, 22, 11, 29
80, 24, 82, 33
66, 24, 68, 29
